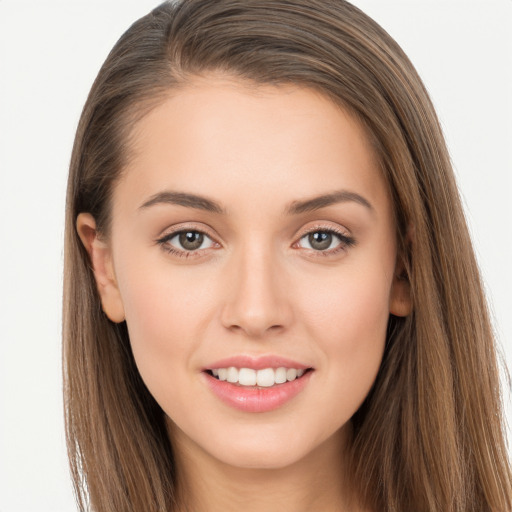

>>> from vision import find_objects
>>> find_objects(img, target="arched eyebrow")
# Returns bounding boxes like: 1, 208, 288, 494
138, 189, 373, 215
139, 191, 225, 214
285, 190, 373, 215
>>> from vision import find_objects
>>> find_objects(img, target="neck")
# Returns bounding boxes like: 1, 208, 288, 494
169, 421, 364, 512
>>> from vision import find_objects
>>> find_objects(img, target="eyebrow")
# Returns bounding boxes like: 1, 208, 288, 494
139, 191, 226, 214
138, 189, 373, 215
285, 190, 373, 215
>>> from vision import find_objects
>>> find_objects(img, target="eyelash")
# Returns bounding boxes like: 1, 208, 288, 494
295, 226, 356, 256
156, 226, 219, 259
155, 225, 356, 259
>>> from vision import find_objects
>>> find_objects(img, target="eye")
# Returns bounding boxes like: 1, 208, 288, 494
297, 229, 355, 254
157, 229, 217, 256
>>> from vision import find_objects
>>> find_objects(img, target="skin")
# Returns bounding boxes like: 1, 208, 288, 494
78, 76, 412, 512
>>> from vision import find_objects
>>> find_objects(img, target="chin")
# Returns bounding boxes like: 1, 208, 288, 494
209, 441, 312, 470
196, 420, 346, 471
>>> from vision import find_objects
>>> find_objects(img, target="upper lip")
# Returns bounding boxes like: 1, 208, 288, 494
203, 355, 312, 371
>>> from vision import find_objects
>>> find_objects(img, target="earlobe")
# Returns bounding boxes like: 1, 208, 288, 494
76, 213, 126, 323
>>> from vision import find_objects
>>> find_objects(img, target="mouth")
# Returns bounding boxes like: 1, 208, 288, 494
205, 366, 313, 388
203, 363, 314, 413
202, 355, 314, 412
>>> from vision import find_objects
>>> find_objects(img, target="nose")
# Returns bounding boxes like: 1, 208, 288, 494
220, 243, 293, 339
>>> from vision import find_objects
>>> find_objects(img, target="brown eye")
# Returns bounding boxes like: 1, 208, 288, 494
308, 232, 333, 250
297, 229, 355, 253
179, 231, 204, 250
162, 230, 215, 252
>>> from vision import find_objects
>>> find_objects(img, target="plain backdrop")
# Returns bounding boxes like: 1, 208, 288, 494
0, 1, 511, 510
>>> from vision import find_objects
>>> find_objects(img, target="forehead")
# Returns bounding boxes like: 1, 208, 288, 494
114, 76, 390, 219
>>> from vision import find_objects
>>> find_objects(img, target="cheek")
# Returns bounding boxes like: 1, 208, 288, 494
301, 259, 392, 343
114, 258, 216, 404
298, 262, 392, 409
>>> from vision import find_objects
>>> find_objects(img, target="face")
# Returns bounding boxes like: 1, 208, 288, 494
79, 76, 411, 472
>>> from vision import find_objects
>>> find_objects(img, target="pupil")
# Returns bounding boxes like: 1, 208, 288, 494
179, 231, 203, 250
309, 231, 332, 250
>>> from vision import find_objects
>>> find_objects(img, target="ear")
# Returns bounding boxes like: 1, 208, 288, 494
389, 257, 413, 317
76, 213, 126, 323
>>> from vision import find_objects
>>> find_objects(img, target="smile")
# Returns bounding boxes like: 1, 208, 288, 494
203, 357, 313, 413
208, 367, 307, 387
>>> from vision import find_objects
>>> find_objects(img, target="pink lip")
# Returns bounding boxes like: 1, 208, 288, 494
203, 355, 311, 371
202, 356, 313, 413
203, 371, 312, 413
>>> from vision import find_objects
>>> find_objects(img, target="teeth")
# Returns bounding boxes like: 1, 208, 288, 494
239, 368, 257, 386
209, 366, 308, 387
256, 368, 275, 387
275, 367, 287, 384
226, 367, 238, 383
286, 368, 297, 381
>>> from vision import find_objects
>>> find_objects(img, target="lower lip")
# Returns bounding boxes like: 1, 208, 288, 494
203, 371, 312, 413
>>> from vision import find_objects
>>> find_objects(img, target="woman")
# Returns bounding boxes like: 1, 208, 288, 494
63, 1, 512, 510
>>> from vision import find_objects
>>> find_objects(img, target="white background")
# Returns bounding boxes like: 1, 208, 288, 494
0, 1, 510, 510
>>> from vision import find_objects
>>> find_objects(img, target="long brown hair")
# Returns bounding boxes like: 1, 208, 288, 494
63, 1, 512, 510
